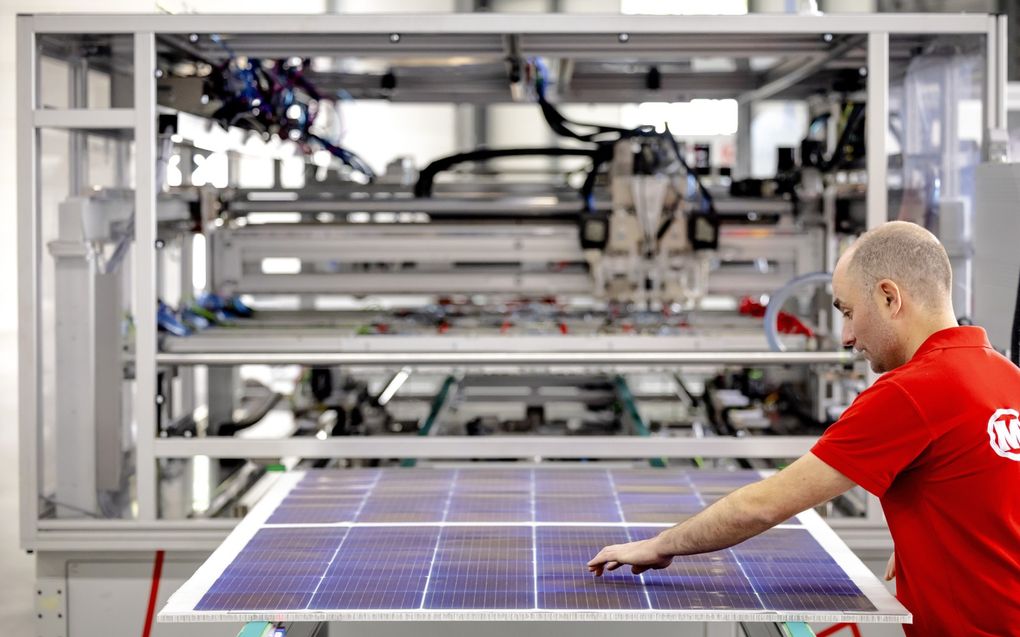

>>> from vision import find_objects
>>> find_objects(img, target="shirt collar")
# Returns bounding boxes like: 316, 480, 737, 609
912, 325, 992, 359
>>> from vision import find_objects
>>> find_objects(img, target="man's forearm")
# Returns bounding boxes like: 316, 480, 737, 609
654, 482, 781, 557
587, 455, 855, 573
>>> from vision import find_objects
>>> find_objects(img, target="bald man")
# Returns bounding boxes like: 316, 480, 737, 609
587, 221, 1020, 637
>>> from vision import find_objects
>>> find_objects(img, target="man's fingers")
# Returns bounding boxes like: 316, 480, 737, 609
884, 553, 896, 581
632, 565, 648, 575
587, 547, 616, 567
605, 561, 622, 572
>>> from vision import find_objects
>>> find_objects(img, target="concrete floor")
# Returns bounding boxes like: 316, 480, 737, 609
0, 330, 36, 634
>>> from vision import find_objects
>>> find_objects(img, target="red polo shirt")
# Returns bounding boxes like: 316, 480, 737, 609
812, 326, 1020, 637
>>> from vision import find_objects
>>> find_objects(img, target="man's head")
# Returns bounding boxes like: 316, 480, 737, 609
832, 221, 956, 373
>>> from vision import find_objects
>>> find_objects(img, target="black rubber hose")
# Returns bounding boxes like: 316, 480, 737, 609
1011, 264, 1020, 367
537, 96, 646, 143
216, 392, 283, 436
414, 147, 600, 198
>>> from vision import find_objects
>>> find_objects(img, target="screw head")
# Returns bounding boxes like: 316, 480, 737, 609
389, 33, 401, 43
618, 33, 630, 43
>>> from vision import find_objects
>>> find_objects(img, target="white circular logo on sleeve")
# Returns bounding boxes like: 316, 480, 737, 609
988, 408, 1020, 461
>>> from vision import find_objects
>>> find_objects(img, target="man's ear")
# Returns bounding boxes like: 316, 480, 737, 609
876, 279, 902, 316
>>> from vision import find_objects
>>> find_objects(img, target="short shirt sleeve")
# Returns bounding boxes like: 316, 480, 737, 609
811, 378, 933, 498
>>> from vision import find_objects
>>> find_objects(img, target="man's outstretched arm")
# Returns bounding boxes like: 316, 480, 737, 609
587, 452, 856, 576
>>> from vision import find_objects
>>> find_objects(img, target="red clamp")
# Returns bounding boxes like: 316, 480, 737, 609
738, 297, 814, 337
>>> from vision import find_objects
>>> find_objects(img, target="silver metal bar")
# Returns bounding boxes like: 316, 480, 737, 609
985, 17, 996, 150
227, 198, 582, 214
17, 15, 39, 548
738, 35, 865, 104
33, 108, 135, 129
38, 519, 236, 530
27, 13, 997, 35
135, 32, 158, 521
153, 436, 817, 459
230, 272, 593, 295
230, 196, 794, 215
866, 32, 889, 231
735, 101, 752, 180
161, 332, 802, 354
990, 15, 1008, 133
28, 530, 232, 552
24, 521, 892, 553
157, 351, 854, 366
68, 56, 88, 195
998, 15, 1008, 130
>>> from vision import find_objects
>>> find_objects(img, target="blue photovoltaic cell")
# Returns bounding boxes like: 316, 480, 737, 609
309, 526, 440, 609
190, 468, 877, 615
627, 526, 762, 610
534, 469, 620, 522
424, 526, 535, 609
732, 529, 876, 611
266, 470, 377, 524
195, 527, 348, 611
536, 526, 647, 609
445, 468, 532, 522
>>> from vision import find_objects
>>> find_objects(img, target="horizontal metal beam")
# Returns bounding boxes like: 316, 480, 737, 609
33, 108, 135, 129
156, 351, 854, 367
153, 435, 817, 459
27, 522, 892, 553
227, 198, 585, 215
227, 271, 593, 295
27, 518, 891, 553
161, 332, 803, 355
26, 13, 996, 35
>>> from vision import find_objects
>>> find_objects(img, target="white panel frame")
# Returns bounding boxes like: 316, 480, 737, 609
158, 469, 910, 625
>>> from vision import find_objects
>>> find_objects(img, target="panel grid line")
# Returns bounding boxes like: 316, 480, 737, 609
419, 469, 459, 609
530, 468, 539, 609
684, 472, 767, 612
605, 469, 653, 610
303, 470, 383, 607
161, 468, 909, 624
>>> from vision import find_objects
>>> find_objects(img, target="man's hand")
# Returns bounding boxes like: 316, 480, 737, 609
884, 552, 896, 581
583, 453, 856, 575
587, 536, 673, 576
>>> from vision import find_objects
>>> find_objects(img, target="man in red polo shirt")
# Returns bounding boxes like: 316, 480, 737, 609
587, 221, 1020, 636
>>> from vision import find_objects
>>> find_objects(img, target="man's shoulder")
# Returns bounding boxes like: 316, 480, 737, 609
898, 339, 1020, 387
847, 374, 919, 418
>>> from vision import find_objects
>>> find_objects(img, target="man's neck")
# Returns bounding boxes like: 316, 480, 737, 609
903, 313, 960, 362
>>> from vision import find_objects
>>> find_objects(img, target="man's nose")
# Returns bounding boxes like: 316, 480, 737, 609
841, 322, 855, 349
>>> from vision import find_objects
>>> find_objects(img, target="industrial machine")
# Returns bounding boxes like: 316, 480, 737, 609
17, 9, 1008, 637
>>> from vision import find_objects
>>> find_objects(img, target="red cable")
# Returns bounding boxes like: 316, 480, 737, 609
817, 624, 861, 637
141, 550, 165, 637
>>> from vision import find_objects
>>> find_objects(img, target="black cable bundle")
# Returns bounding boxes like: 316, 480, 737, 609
1010, 264, 1020, 367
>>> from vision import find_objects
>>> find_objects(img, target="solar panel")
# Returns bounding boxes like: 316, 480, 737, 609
159, 467, 910, 625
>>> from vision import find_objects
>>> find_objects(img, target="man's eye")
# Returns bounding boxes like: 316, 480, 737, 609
843, 311, 851, 319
